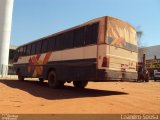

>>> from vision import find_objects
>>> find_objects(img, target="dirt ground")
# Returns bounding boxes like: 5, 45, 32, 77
0, 79, 159, 114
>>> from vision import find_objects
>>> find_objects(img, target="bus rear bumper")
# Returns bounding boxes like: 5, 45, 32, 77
96, 70, 137, 82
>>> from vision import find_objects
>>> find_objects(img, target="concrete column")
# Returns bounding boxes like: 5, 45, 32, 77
0, 0, 14, 77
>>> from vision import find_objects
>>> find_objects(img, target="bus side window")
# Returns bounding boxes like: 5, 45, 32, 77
55, 34, 64, 50
17, 48, 20, 54
42, 39, 48, 53
74, 27, 85, 47
23, 46, 27, 56
13, 49, 19, 62
92, 23, 99, 44
36, 41, 42, 54
31, 43, 36, 55
85, 22, 99, 45
64, 31, 74, 49
17, 48, 20, 56
19, 47, 23, 56
61, 33, 67, 50
48, 36, 56, 51
26, 44, 31, 55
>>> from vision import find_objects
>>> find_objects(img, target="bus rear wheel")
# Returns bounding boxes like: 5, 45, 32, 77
48, 70, 64, 88
145, 78, 149, 82
73, 81, 88, 89
39, 78, 44, 83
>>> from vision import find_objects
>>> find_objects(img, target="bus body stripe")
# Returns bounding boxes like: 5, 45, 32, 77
28, 52, 52, 77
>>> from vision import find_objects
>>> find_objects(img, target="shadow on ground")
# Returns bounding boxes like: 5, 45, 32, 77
0, 80, 128, 100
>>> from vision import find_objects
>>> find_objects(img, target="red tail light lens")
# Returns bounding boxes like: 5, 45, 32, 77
102, 57, 108, 67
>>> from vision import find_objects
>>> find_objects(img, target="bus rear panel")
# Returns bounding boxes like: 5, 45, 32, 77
97, 17, 138, 81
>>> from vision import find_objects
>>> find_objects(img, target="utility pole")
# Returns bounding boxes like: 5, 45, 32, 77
0, 0, 14, 77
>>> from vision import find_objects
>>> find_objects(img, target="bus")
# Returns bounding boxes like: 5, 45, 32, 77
13, 16, 138, 88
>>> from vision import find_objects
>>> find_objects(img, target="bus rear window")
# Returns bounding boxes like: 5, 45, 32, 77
107, 17, 137, 52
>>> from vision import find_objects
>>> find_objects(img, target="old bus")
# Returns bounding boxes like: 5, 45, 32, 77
13, 16, 138, 88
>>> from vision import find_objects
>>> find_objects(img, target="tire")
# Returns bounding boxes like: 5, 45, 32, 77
145, 75, 149, 82
18, 74, 24, 81
145, 78, 149, 82
154, 78, 157, 82
39, 78, 44, 83
48, 70, 64, 88
73, 81, 88, 89
17, 70, 24, 81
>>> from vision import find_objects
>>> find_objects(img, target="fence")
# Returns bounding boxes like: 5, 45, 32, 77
0, 64, 17, 79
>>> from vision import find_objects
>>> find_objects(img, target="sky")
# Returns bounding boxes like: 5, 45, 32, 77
11, 0, 160, 47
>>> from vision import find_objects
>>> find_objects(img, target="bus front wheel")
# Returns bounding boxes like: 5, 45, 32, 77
73, 81, 88, 89
48, 70, 64, 88
17, 71, 24, 81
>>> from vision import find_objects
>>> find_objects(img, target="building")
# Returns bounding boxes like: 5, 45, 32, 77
139, 45, 160, 62
139, 45, 160, 78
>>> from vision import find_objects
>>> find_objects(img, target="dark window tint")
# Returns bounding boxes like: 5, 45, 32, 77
48, 37, 56, 51
23, 46, 27, 56
26, 44, 31, 55
31, 43, 36, 55
36, 41, 42, 54
55, 34, 65, 50
17, 48, 20, 54
64, 31, 74, 49
74, 27, 85, 47
56, 31, 74, 50
92, 23, 99, 43
41, 39, 48, 53
19, 47, 23, 56
85, 22, 99, 45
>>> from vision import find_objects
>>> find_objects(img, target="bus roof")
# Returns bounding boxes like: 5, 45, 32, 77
17, 16, 136, 48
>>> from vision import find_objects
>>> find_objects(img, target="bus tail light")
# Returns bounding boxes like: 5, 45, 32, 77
102, 57, 109, 67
